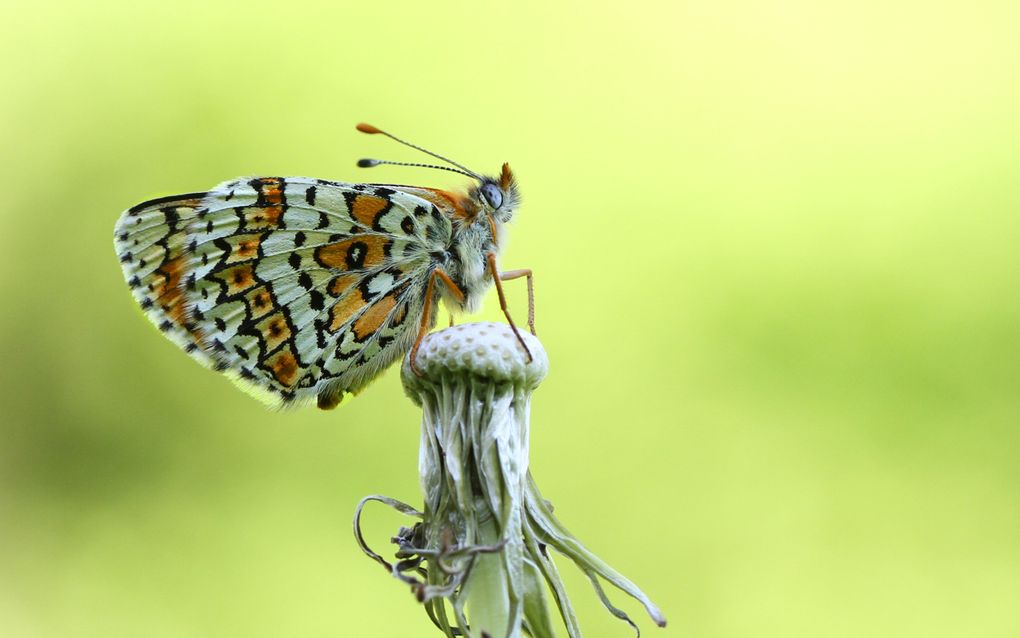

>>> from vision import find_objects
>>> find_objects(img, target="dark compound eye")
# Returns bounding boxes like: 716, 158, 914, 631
480, 183, 503, 209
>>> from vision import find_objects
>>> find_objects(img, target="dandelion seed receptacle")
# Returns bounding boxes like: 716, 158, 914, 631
355, 322, 665, 638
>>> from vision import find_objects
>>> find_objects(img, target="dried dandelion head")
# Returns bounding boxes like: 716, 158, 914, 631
355, 322, 665, 638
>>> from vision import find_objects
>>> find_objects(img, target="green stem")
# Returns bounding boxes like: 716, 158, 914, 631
466, 513, 511, 638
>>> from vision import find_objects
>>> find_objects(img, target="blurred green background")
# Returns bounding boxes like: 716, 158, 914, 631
2, 0, 1019, 636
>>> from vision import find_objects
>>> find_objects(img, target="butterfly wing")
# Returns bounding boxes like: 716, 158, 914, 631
114, 177, 453, 408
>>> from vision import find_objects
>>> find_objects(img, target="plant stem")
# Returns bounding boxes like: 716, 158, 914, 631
466, 513, 512, 638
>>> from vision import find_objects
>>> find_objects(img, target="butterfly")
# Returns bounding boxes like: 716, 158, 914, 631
113, 123, 535, 410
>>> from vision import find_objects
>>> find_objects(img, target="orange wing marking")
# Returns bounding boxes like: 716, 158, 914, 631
247, 178, 285, 229
329, 289, 368, 332
257, 312, 292, 352
244, 286, 275, 320
152, 255, 187, 324
353, 293, 397, 340
264, 349, 300, 386
216, 263, 258, 297
350, 194, 388, 227
417, 188, 477, 221
329, 274, 360, 297
223, 234, 263, 264
316, 236, 390, 270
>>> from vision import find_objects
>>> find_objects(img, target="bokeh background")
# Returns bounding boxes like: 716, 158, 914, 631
2, 1, 1018, 636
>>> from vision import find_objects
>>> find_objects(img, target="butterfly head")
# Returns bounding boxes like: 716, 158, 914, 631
472, 163, 520, 224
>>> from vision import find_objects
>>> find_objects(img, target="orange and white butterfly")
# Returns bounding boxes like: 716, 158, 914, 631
113, 123, 535, 409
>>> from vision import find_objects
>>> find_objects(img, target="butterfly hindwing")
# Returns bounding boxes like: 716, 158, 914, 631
115, 177, 454, 407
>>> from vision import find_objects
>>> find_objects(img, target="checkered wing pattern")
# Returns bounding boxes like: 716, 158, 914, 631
114, 177, 452, 407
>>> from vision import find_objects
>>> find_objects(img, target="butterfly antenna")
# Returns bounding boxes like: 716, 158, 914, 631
356, 123, 482, 180
357, 158, 477, 178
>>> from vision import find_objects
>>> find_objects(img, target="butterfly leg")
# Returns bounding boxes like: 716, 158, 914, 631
487, 253, 533, 362
499, 269, 536, 335
410, 268, 466, 376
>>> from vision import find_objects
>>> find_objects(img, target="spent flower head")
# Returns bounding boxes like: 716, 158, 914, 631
355, 322, 665, 638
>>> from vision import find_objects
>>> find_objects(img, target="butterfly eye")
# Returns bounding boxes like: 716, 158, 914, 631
480, 183, 503, 210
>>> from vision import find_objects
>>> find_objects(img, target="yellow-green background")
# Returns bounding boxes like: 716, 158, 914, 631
2, 1, 1018, 636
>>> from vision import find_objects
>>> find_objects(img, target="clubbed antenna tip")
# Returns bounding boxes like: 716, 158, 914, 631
353, 121, 482, 180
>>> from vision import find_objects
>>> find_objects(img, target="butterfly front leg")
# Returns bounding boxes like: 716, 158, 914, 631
487, 253, 534, 363
498, 268, 536, 335
409, 267, 466, 376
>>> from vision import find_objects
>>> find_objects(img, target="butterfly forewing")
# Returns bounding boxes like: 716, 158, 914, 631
115, 176, 452, 407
